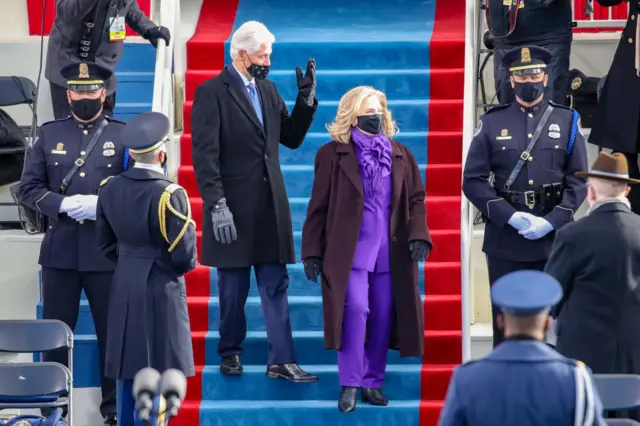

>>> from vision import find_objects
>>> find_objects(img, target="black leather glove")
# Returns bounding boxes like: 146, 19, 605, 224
211, 198, 237, 244
409, 240, 430, 262
296, 59, 316, 106
144, 26, 171, 48
303, 257, 322, 283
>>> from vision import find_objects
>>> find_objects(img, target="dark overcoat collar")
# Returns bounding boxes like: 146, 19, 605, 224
220, 67, 266, 134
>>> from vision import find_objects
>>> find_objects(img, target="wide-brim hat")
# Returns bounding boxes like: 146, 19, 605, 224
575, 152, 640, 184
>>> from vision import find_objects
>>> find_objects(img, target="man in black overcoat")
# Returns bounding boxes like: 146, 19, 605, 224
96, 111, 196, 426
190, 20, 318, 382
545, 151, 640, 421
590, 0, 640, 213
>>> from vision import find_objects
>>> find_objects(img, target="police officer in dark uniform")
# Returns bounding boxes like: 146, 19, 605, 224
18, 62, 128, 425
590, 0, 640, 214
462, 46, 588, 347
95, 111, 196, 426
438, 270, 607, 426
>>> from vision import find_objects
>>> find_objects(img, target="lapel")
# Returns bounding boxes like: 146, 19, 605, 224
220, 67, 265, 134
336, 143, 363, 196
255, 78, 269, 137
390, 141, 405, 211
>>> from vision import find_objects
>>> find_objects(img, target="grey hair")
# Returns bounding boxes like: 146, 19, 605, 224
589, 177, 628, 198
229, 21, 275, 60
131, 146, 164, 164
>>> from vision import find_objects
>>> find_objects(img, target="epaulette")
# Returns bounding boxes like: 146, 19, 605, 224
100, 176, 114, 187
104, 115, 125, 124
483, 103, 510, 116
40, 116, 72, 127
548, 100, 574, 112
164, 183, 184, 194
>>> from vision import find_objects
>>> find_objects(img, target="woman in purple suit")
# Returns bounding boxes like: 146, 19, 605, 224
301, 86, 432, 413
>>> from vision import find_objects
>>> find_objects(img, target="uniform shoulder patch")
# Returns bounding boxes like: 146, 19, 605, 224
100, 176, 114, 187
165, 183, 184, 194
40, 116, 72, 127
483, 103, 510, 116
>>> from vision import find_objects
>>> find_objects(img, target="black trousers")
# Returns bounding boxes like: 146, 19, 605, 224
49, 82, 115, 120
486, 256, 547, 348
41, 267, 116, 418
217, 264, 296, 366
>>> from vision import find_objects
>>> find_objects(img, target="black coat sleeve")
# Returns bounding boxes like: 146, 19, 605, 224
596, 0, 623, 6
191, 83, 224, 205
125, 0, 156, 36
278, 90, 318, 150
544, 226, 576, 316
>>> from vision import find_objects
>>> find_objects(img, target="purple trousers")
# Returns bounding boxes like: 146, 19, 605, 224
338, 269, 394, 388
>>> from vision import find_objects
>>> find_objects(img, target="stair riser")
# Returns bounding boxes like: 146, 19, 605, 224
115, 80, 154, 104
421, 368, 454, 401
117, 44, 158, 73
185, 69, 463, 103
425, 165, 462, 197
179, 133, 429, 167
187, 195, 460, 232
183, 100, 432, 134
201, 367, 422, 401
187, 41, 431, 71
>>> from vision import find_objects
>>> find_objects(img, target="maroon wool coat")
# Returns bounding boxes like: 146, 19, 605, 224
301, 139, 431, 357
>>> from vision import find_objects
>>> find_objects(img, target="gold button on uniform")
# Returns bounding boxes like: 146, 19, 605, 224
80, 151, 86, 155
83, 130, 88, 135
79, 172, 85, 177
554, 145, 559, 149
107, 164, 112, 168
629, 38, 634, 44
79, 220, 84, 224
528, 133, 533, 138
529, 180, 534, 185
528, 113, 533, 118
633, 15, 636, 20
54, 162, 58, 166
528, 157, 533, 161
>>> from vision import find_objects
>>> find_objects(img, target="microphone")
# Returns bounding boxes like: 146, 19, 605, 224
158, 369, 187, 418
133, 368, 161, 424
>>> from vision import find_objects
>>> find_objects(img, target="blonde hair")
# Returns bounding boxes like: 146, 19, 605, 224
327, 86, 397, 144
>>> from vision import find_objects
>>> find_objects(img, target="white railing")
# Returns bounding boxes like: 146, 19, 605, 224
460, 0, 481, 363
151, 0, 181, 180
572, 0, 627, 29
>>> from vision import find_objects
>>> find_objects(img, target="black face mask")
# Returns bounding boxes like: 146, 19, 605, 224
246, 60, 270, 80
70, 98, 103, 121
513, 81, 545, 103
356, 114, 383, 135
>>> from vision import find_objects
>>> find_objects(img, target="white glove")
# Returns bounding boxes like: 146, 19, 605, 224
507, 212, 535, 231
67, 195, 99, 221
519, 216, 554, 240
59, 195, 82, 213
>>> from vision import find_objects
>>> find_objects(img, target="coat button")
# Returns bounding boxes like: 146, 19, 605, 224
633, 15, 636, 20
502, 146, 506, 150
528, 133, 532, 138
264, 177, 269, 182
528, 156, 533, 161
392, 236, 397, 242
80, 151, 86, 155
629, 38, 634, 43
264, 154, 268, 160
54, 162, 58, 166
49, 225, 52, 229
80, 172, 85, 177
107, 164, 112, 167
554, 145, 559, 149
79, 220, 84, 224
528, 113, 533, 118
529, 180, 534, 185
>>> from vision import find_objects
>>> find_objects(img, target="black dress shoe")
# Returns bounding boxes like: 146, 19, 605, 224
361, 387, 389, 406
266, 363, 318, 382
338, 386, 358, 413
104, 414, 117, 426
220, 355, 243, 375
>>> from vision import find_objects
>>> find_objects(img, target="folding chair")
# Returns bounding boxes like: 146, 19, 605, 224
0, 320, 73, 426
606, 420, 640, 426
593, 374, 640, 411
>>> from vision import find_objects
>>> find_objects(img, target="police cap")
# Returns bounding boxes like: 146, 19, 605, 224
60, 62, 112, 92
120, 112, 170, 154
491, 270, 562, 317
502, 46, 552, 77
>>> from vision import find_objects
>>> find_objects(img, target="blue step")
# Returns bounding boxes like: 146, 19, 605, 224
114, 72, 154, 104
286, 99, 429, 134
201, 364, 421, 401
199, 400, 421, 424
278, 132, 428, 165
112, 43, 155, 121
118, 44, 157, 73
270, 69, 430, 101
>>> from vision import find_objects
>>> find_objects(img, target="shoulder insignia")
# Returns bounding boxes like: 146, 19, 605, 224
100, 176, 114, 187
483, 103, 510, 116
165, 183, 184, 194
548, 100, 574, 112
40, 116, 72, 127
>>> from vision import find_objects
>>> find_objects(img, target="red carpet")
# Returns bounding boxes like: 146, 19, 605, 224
420, 0, 466, 424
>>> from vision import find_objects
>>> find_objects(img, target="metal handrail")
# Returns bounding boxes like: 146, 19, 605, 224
151, 0, 180, 180
460, 0, 481, 363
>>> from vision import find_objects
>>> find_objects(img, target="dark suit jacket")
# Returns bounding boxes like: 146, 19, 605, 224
191, 67, 317, 268
544, 202, 640, 374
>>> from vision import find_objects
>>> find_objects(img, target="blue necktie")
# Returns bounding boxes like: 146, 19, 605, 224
247, 83, 263, 126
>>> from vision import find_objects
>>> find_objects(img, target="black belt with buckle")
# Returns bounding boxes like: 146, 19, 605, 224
499, 183, 564, 213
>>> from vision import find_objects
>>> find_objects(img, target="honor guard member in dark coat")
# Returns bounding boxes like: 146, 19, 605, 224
590, 0, 640, 214
95, 111, 196, 426
438, 270, 607, 426
18, 62, 128, 425
462, 46, 588, 348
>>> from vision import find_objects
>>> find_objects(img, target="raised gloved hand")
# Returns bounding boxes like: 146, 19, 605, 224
144, 26, 171, 48
409, 240, 430, 262
303, 257, 322, 283
296, 59, 316, 106
67, 194, 98, 221
211, 198, 237, 244
507, 211, 535, 231
519, 216, 554, 240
